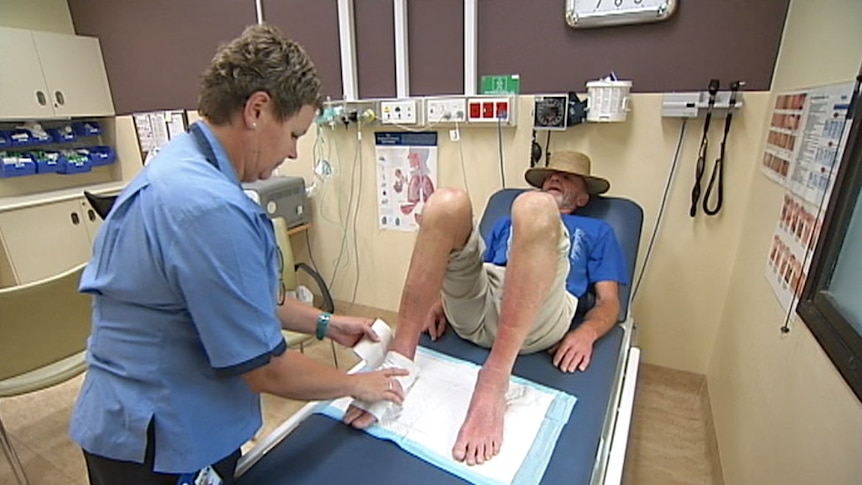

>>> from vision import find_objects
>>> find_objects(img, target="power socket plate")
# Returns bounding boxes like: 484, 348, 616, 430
379, 99, 422, 125
426, 97, 467, 124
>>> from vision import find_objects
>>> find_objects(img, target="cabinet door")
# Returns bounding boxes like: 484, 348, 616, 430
32, 31, 115, 117
0, 200, 93, 284
0, 27, 54, 120
80, 199, 104, 244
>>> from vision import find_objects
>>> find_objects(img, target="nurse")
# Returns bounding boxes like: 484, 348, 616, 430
69, 24, 406, 485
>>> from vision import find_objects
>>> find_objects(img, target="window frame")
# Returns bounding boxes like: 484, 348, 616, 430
797, 106, 862, 402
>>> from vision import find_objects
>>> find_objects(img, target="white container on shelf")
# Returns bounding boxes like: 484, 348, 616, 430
586, 80, 632, 122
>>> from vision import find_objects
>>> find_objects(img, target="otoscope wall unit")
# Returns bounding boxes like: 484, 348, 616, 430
661, 91, 744, 118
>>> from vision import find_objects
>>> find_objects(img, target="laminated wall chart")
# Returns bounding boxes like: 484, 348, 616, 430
762, 82, 854, 311
132, 110, 188, 164
375, 132, 438, 231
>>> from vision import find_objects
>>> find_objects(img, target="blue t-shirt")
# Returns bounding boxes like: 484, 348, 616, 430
69, 123, 286, 473
483, 214, 628, 298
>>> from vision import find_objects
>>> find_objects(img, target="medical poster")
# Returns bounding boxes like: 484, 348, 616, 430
765, 192, 822, 312
375, 132, 438, 231
759, 82, 854, 198
762, 81, 855, 312
786, 83, 854, 205
760, 91, 805, 185
133, 110, 188, 164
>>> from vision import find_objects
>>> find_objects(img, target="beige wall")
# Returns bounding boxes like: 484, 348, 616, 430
707, 1, 862, 484
0, 0, 74, 33
280, 92, 771, 374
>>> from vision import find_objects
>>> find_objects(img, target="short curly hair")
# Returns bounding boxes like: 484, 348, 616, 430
198, 24, 322, 125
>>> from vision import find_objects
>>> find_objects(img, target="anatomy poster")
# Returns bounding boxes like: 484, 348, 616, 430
375, 132, 438, 231
763, 82, 854, 312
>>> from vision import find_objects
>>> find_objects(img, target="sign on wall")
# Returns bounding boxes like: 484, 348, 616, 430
762, 82, 854, 312
375, 132, 438, 232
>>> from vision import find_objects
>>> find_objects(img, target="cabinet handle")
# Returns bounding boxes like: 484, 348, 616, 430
70, 212, 80, 225
35, 91, 47, 106
87, 209, 96, 222
54, 91, 65, 106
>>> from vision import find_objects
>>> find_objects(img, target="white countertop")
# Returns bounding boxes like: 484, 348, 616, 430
0, 181, 126, 212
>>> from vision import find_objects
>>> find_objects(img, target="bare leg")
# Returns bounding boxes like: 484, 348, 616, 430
389, 188, 473, 359
345, 188, 472, 429
453, 191, 561, 465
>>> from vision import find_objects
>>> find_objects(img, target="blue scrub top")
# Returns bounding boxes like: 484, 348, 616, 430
483, 214, 629, 297
69, 123, 286, 473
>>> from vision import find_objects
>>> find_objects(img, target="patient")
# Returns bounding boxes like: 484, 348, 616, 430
344, 151, 628, 466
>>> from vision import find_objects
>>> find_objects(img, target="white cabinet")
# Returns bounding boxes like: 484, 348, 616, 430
0, 27, 115, 120
0, 198, 98, 285
0, 28, 53, 119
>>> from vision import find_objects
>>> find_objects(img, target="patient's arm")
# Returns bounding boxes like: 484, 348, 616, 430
423, 298, 449, 341
550, 281, 619, 372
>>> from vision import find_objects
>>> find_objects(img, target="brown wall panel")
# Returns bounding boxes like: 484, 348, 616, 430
409, 0, 463, 96
355, 0, 396, 99
478, 0, 790, 93
263, 0, 343, 100
69, 0, 256, 114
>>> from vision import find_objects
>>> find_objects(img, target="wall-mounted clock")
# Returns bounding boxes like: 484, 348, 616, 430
565, 0, 678, 29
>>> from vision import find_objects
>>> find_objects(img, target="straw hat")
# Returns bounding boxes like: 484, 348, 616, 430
524, 151, 610, 195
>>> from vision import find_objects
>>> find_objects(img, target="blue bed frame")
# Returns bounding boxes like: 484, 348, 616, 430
237, 189, 643, 485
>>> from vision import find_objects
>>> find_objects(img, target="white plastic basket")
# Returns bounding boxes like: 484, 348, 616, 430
586, 80, 632, 122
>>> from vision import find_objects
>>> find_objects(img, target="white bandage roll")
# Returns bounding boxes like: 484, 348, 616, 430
352, 351, 420, 423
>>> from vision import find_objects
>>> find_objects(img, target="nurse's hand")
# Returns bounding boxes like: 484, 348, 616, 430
348, 368, 408, 404
328, 315, 378, 347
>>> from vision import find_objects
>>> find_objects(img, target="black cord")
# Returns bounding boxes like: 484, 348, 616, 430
690, 79, 720, 217
497, 117, 506, 187
632, 119, 688, 302
545, 131, 552, 166
703, 81, 743, 216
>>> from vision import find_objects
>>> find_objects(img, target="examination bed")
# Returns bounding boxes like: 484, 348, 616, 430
236, 188, 644, 485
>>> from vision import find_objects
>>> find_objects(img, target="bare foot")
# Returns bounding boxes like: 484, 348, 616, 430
452, 373, 507, 465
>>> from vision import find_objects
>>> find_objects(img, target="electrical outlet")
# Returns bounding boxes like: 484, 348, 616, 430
426, 97, 467, 124
379, 99, 422, 125
466, 96, 516, 126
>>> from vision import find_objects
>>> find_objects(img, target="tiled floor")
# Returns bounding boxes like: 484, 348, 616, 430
0, 303, 721, 484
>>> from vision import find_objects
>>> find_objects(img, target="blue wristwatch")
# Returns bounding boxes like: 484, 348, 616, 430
316, 312, 332, 340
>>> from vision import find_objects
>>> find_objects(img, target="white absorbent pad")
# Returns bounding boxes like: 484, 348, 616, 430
317, 346, 577, 485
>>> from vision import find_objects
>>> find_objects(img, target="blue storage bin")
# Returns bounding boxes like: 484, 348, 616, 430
80, 146, 116, 166
31, 150, 65, 174
72, 121, 101, 137
8, 129, 36, 147
0, 132, 10, 148
47, 126, 78, 144
0, 153, 37, 178
57, 150, 92, 174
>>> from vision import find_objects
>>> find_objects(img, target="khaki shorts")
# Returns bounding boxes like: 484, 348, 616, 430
440, 221, 577, 354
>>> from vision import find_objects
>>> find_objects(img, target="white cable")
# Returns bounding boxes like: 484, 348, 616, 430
455, 121, 471, 197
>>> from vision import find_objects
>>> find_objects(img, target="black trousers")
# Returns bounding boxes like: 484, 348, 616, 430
82, 422, 240, 485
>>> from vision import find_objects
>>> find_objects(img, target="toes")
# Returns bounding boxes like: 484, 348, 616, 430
452, 441, 467, 462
